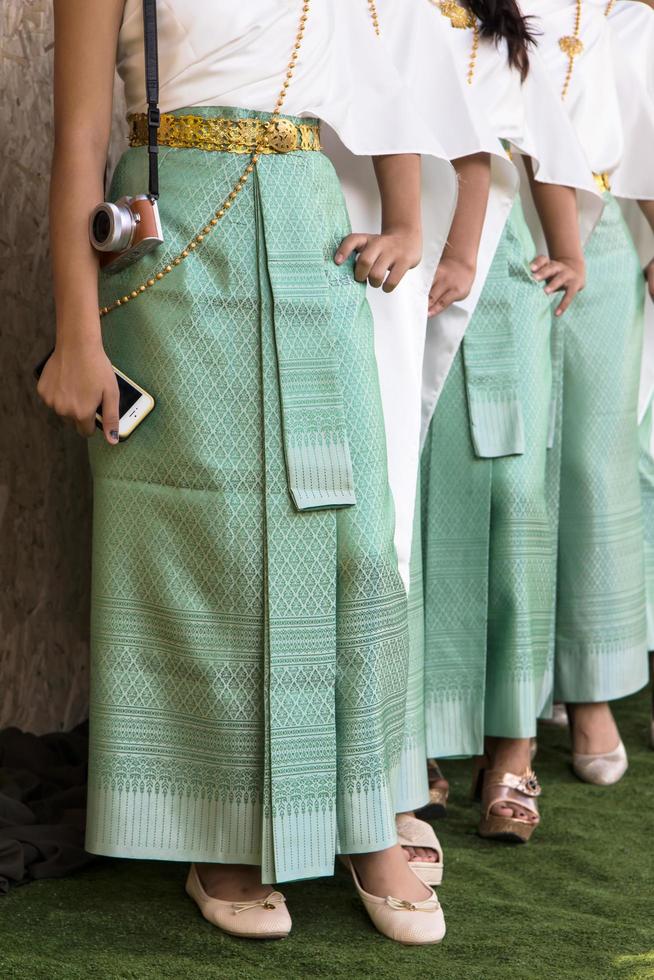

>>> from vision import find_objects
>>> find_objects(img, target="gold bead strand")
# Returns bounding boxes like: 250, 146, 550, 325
467, 20, 480, 84
604, 0, 616, 15
100, 1, 312, 319
427, 1, 480, 86
558, 0, 584, 102
368, 0, 381, 35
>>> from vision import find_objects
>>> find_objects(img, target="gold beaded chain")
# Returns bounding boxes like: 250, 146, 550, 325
558, 0, 584, 101
101, 2, 313, 318
558, 0, 614, 104
427, 0, 480, 85
368, 0, 381, 35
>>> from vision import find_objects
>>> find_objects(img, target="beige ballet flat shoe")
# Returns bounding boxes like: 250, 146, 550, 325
396, 814, 444, 885
344, 858, 446, 945
572, 739, 628, 786
185, 865, 291, 940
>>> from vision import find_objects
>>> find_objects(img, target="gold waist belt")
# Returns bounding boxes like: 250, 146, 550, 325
593, 172, 611, 193
128, 113, 322, 155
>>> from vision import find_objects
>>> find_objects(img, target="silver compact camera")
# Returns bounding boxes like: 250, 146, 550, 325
89, 194, 164, 274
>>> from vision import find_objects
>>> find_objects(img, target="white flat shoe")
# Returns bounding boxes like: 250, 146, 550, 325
185, 864, 291, 939
345, 858, 446, 945
542, 702, 569, 728
572, 739, 628, 786
396, 814, 444, 885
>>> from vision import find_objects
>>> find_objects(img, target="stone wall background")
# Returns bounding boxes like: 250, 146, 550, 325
0, 1, 126, 733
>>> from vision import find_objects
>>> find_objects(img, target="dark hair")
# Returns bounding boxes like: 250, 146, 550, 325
466, 0, 537, 80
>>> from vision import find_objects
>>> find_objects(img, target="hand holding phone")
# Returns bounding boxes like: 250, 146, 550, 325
35, 347, 155, 442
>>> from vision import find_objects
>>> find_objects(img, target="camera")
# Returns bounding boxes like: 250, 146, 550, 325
89, 195, 164, 274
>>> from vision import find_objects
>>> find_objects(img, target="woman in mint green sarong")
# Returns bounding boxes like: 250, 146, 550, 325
38, 0, 452, 945
519, 0, 654, 785
388, 0, 597, 857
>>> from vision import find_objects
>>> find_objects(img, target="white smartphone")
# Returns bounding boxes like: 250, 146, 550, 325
34, 353, 155, 441
105, 367, 155, 440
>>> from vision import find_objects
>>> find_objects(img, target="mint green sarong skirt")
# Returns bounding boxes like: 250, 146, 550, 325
639, 404, 654, 650
402, 202, 555, 778
552, 194, 648, 702
85, 108, 409, 884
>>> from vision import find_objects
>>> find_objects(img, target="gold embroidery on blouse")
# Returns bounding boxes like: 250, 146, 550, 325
427, 0, 480, 85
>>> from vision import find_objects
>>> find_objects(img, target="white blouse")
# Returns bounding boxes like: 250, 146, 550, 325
606, 2, 654, 424
520, 0, 622, 177
608, 0, 654, 202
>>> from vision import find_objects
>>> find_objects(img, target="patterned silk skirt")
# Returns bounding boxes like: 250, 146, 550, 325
638, 404, 654, 650
402, 201, 555, 776
85, 107, 409, 884
552, 194, 648, 702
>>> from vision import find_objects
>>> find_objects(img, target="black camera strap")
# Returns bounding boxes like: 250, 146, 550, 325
143, 0, 160, 200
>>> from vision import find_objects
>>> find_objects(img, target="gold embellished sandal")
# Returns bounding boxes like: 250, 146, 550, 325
472, 759, 541, 844
414, 760, 449, 820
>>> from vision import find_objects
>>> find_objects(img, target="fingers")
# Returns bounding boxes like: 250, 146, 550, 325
554, 286, 574, 317
354, 243, 383, 285
429, 287, 457, 317
531, 260, 560, 282
101, 378, 121, 445
334, 233, 370, 266
75, 414, 97, 438
367, 252, 390, 289
382, 259, 411, 293
530, 255, 550, 274
543, 272, 569, 295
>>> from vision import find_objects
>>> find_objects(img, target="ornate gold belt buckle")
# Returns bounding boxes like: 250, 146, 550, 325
264, 118, 299, 153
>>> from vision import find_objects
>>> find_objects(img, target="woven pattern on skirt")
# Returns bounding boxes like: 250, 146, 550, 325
410, 201, 555, 765
85, 107, 409, 884
553, 194, 648, 702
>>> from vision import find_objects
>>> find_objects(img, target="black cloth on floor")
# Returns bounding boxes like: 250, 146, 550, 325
0, 723, 96, 893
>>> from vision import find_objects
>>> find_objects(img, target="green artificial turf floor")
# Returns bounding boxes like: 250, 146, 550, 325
1, 690, 653, 980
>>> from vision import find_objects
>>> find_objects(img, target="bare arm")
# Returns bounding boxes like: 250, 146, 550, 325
429, 152, 490, 316
38, 0, 124, 444
335, 154, 422, 292
638, 200, 654, 297
524, 158, 585, 317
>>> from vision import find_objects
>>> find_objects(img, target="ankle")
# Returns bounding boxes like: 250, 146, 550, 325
568, 702, 620, 754
485, 737, 532, 773
194, 863, 270, 902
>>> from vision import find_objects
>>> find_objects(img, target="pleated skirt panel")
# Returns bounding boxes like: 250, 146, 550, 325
417, 202, 555, 762
85, 107, 410, 884
553, 194, 648, 702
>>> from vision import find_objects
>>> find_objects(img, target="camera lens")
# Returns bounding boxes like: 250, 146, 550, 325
92, 210, 112, 245
89, 200, 136, 253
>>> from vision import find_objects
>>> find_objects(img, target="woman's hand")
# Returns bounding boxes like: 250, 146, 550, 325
37, 336, 120, 444
334, 228, 422, 293
530, 254, 586, 317
645, 258, 654, 300
428, 256, 476, 317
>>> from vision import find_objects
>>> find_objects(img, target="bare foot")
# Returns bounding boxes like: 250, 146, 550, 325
350, 844, 432, 903
568, 702, 621, 755
484, 737, 538, 824
195, 863, 273, 903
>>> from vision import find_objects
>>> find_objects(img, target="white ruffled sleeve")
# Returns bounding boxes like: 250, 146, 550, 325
607, 1, 654, 202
